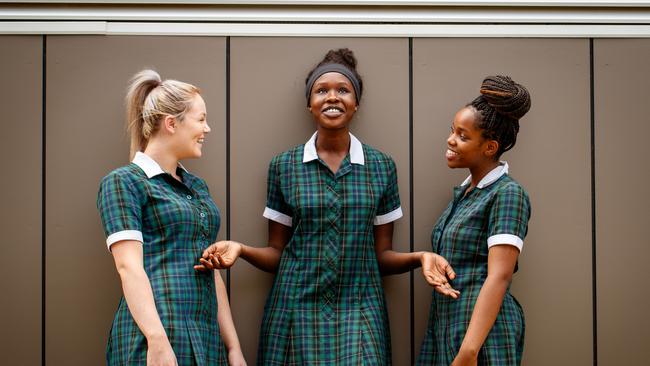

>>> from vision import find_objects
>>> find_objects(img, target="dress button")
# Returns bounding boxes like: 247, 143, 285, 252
200, 212, 206, 218
186, 195, 192, 200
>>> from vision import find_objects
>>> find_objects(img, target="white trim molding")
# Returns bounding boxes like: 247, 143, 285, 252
3, 22, 650, 37
3, 5, 650, 23
2, 2, 650, 36
7, 1, 650, 7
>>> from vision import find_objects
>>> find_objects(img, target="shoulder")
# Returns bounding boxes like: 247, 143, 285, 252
362, 144, 396, 167
492, 175, 530, 204
269, 145, 303, 167
100, 163, 146, 188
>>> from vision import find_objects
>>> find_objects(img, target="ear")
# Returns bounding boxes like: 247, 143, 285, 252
162, 115, 177, 134
484, 139, 499, 158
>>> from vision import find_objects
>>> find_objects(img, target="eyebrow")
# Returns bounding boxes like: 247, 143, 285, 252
452, 123, 467, 132
313, 80, 352, 87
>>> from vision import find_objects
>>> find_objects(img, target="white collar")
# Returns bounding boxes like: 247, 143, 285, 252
461, 161, 509, 189
132, 151, 188, 179
302, 131, 365, 165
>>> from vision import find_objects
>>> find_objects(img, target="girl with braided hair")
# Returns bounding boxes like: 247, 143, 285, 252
417, 76, 532, 366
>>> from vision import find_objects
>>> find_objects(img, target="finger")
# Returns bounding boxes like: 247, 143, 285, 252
216, 254, 225, 267
435, 285, 460, 299
193, 264, 208, 272
425, 273, 446, 287
202, 245, 215, 258
445, 264, 456, 280
424, 270, 448, 286
216, 254, 232, 269
199, 257, 215, 270
208, 254, 223, 269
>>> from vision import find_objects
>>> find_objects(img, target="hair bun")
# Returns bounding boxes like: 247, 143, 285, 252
479, 75, 531, 120
323, 48, 357, 69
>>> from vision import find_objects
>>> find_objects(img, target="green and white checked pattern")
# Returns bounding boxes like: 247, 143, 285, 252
97, 154, 227, 366
417, 172, 530, 366
259, 135, 402, 365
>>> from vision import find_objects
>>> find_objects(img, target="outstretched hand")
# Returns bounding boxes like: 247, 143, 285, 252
194, 240, 243, 271
421, 252, 460, 299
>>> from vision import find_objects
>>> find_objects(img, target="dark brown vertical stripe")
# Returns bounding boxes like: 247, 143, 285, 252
408, 36, 415, 366
226, 36, 231, 297
589, 37, 598, 366
41, 34, 47, 366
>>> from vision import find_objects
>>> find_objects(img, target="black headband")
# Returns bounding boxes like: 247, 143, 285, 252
305, 63, 361, 106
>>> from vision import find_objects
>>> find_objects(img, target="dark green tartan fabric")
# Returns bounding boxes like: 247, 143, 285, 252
417, 174, 530, 366
258, 142, 401, 365
97, 161, 227, 366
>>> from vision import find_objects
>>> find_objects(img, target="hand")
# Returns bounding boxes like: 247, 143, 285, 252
146, 337, 178, 366
194, 240, 243, 271
420, 252, 460, 299
227, 347, 247, 366
450, 348, 478, 366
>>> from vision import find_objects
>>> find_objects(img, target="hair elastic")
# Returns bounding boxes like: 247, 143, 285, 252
305, 63, 361, 106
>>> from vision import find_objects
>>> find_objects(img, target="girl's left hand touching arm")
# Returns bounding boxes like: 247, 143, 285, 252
213, 270, 247, 366
452, 244, 519, 366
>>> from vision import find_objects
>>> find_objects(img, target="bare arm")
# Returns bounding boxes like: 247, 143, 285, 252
214, 270, 246, 366
195, 220, 291, 274
452, 244, 519, 366
112, 240, 177, 366
239, 221, 290, 272
374, 223, 459, 298
373, 223, 421, 275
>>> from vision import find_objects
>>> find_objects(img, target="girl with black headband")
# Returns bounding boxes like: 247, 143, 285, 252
197, 48, 459, 364
417, 76, 532, 366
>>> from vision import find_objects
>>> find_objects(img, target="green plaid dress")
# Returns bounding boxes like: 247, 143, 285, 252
417, 163, 530, 366
97, 152, 227, 366
259, 132, 403, 365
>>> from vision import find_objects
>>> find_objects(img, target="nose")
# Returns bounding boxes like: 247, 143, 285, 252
326, 89, 339, 101
204, 122, 211, 133
447, 133, 455, 146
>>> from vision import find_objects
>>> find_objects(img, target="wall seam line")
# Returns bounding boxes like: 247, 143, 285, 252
408, 36, 415, 366
589, 37, 598, 366
41, 34, 47, 366
226, 35, 231, 297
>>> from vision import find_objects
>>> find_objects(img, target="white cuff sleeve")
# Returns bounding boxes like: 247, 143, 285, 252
263, 207, 292, 227
106, 230, 143, 251
374, 206, 403, 225
487, 234, 523, 252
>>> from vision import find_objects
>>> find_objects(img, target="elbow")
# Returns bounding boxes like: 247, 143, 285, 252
115, 260, 144, 281
487, 271, 513, 285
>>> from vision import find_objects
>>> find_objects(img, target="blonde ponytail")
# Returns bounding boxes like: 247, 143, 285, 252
125, 69, 200, 159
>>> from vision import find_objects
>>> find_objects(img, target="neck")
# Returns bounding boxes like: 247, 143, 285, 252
143, 139, 180, 176
468, 160, 500, 188
316, 127, 350, 155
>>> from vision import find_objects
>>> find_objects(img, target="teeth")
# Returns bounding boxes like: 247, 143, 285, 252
325, 108, 341, 113
446, 149, 458, 157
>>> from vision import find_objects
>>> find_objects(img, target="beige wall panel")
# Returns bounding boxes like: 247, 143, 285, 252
413, 38, 592, 365
46, 36, 226, 365
230, 37, 410, 364
0, 36, 42, 366
595, 39, 650, 365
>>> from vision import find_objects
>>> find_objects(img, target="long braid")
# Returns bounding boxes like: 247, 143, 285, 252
468, 75, 531, 157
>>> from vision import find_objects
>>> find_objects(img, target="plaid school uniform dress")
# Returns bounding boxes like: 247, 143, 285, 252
417, 162, 530, 366
259, 132, 403, 365
97, 152, 227, 366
